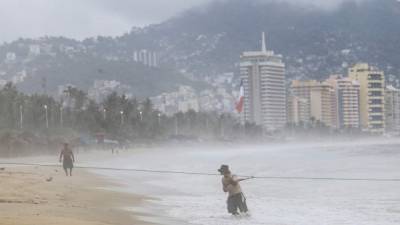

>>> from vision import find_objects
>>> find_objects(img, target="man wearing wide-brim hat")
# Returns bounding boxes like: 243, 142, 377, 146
218, 164, 248, 215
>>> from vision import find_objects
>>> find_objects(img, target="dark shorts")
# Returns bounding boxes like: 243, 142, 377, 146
227, 193, 248, 214
63, 159, 73, 169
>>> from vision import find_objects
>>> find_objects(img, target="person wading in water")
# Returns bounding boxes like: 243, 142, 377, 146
59, 143, 75, 176
219, 165, 249, 215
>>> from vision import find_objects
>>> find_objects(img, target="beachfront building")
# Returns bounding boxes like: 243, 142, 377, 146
385, 85, 400, 132
287, 95, 310, 126
327, 76, 361, 129
290, 80, 337, 128
336, 78, 361, 130
240, 32, 286, 131
348, 63, 385, 133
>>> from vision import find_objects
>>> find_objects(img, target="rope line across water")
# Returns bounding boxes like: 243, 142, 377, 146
1, 162, 400, 182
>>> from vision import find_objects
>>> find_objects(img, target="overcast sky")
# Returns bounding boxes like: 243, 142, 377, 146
0, 0, 359, 43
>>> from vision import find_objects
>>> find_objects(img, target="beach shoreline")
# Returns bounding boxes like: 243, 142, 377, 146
0, 165, 155, 225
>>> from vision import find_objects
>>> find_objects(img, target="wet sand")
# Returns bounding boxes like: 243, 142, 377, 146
0, 165, 153, 225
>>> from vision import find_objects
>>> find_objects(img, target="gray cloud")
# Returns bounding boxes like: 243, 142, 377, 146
283, 0, 366, 8
0, 0, 213, 43
0, 0, 362, 43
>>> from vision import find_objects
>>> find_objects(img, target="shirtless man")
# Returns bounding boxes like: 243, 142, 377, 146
59, 143, 75, 176
218, 165, 248, 215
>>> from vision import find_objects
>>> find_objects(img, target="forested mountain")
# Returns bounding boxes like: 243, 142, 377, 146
0, 0, 399, 97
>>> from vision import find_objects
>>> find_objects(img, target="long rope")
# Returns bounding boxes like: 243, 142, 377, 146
1, 162, 400, 182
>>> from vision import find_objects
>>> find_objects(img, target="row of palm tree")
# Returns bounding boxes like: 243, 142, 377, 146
0, 83, 263, 145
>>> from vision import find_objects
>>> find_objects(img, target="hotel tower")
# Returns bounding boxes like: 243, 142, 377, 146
240, 33, 286, 131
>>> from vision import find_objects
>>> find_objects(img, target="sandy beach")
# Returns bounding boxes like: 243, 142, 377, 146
0, 165, 152, 225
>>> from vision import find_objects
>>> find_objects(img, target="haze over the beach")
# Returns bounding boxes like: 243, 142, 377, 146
0, 0, 365, 43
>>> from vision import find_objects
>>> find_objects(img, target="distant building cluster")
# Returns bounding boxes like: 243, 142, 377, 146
1, 33, 399, 136
133, 49, 158, 67
150, 33, 400, 135
239, 33, 400, 134
288, 63, 400, 134
151, 85, 236, 116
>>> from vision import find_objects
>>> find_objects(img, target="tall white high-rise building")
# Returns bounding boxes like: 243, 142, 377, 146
240, 32, 286, 130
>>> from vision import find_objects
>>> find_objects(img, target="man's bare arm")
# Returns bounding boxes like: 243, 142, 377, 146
236, 176, 254, 182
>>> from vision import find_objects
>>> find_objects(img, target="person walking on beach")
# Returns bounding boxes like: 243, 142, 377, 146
218, 165, 249, 215
59, 143, 75, 176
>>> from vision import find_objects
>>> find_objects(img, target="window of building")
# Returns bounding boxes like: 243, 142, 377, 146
369, 83, 382, 88
370, 99, 382, 104
369, 91, 382, 96
370, 115, 383, 121
371, 124, 383, 129
370, 107, 382, 113
368, 74, 382, 80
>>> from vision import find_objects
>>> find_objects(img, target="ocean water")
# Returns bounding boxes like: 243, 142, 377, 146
91, 139, 400, 225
